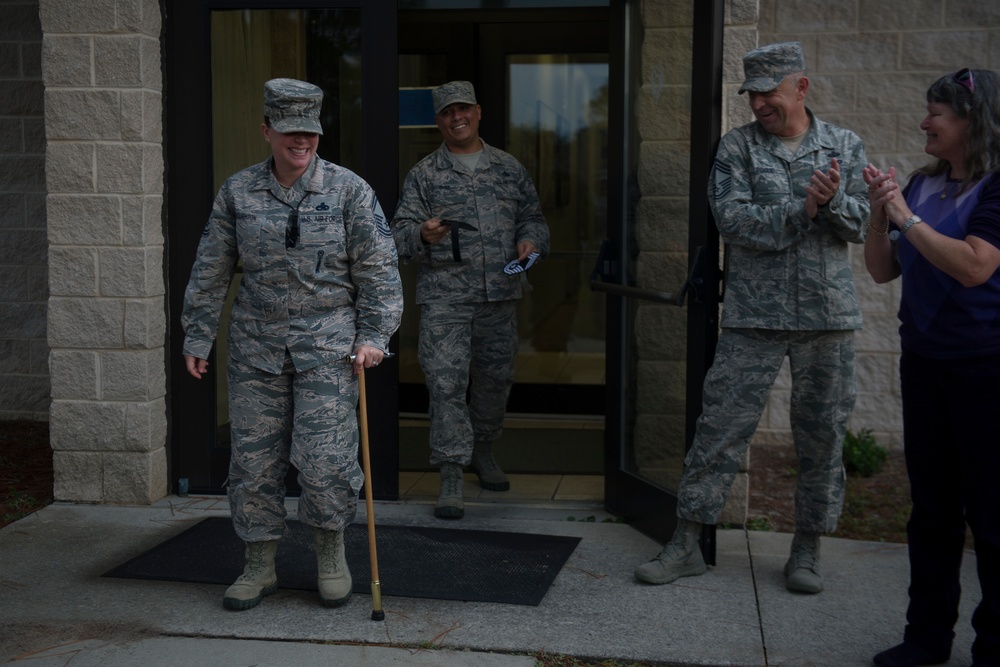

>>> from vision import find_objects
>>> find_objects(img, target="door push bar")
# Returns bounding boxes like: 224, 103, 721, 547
588, 240, 707, 307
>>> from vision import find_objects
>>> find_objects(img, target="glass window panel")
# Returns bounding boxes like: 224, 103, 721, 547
621, 27, 694, 496
507, 54, 608, 389
396, 54, 448, 389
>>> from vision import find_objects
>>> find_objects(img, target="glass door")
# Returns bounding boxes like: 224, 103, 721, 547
598, 0, 725, 554
503, 53, 608, 412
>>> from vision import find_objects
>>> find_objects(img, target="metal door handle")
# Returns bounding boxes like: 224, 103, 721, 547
588, 241, 705, 307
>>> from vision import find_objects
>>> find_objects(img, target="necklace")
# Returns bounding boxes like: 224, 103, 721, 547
939, 178, 962, 200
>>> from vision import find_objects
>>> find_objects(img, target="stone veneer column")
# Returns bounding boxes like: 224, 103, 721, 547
0, 1, 48, 421
634, 0, 758, 525
40, 0, 167, 503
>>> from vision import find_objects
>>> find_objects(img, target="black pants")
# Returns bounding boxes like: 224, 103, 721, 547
900, 349, 1000, 665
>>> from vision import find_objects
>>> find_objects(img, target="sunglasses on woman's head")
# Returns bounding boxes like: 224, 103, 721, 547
954, 68, 975, 95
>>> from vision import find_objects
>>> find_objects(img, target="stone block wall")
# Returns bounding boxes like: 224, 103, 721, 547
0, 1, 48, 421
755, 0, 1000, 453
40, 0, 167, 504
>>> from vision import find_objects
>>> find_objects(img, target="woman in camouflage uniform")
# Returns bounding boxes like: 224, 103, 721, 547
181, 79, 403, 611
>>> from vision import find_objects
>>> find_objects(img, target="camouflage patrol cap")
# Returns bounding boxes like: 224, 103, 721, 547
263, 78, 324, 135
738, 41, 805, 94
432, 80, 477, 115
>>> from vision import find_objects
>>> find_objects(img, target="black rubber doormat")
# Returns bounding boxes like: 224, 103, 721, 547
103, 517, 580, 606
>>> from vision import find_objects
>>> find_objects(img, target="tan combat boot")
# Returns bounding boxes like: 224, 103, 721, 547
223, 539, 279, 610
315, 528, 352, 607
634, 518, 707, 585
784, 530, 823, 593
435, 462, 465, 519
471, 441, 510, 491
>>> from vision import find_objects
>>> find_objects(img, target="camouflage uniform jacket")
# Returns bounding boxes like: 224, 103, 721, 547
392, 140, 550, 304
182, 155, 403, 375
708, 109, 868, 331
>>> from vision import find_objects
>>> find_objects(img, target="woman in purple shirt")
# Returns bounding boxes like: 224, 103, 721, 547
865, 69, 1000, 667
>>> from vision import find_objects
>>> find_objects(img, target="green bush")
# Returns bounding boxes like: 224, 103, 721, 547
843, 428, 888, 477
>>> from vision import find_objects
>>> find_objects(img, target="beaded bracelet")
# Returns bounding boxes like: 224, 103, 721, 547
867, 217, 889, 236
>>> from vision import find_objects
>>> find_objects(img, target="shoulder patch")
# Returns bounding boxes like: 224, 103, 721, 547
713, 159, 732, 200
372, 196, 392, 238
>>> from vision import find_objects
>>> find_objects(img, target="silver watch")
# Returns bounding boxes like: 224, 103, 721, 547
901, 215, 923, 235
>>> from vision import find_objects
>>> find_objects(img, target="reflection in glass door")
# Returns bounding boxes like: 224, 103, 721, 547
506, 55, 607, 401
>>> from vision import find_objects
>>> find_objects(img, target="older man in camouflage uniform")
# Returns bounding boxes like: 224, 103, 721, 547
392, 80, 549, 519
181, 78, 403, 611
635, 42, 868, 594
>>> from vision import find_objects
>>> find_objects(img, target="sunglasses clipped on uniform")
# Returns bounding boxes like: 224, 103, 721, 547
954, 67, 975, 95
285, 194, 310, 249
285, 209, 299, 249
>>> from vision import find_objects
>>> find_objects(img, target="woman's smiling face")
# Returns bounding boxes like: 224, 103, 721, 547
263, 125, 319, 182
920, 101, 970, 174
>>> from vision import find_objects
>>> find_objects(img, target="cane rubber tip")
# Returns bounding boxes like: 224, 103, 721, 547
371, 610, 385, 621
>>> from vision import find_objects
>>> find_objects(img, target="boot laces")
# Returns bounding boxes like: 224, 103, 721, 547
241, 543, 270, 580
792, 539, 818, 571
657, 525, 697, 562
443, 465, 462, 495
317, 532, 343, 573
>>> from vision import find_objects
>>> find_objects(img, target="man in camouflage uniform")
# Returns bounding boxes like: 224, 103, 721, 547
634, 42, 868, 594
392, 80, 549, 519
181, 78, 403, 611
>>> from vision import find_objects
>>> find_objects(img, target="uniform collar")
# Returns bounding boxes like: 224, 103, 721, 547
754, 108, 839, 157
250, 154, 322, 194
434, 139, 498, 171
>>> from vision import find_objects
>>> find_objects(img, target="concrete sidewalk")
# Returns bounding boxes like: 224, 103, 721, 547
0, 497, 980, 666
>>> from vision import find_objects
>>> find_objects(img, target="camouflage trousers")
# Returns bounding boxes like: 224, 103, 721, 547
418, 300, 518, 466
677, 328, 856, 532
227, 352, 362, 542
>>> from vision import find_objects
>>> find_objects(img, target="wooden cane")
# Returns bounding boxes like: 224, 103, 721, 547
357, 367, 385, 621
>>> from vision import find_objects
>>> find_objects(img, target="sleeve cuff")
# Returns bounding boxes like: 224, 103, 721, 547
183, 337, 213, 360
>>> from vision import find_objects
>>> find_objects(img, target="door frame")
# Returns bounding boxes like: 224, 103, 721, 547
162, 1, 727, 544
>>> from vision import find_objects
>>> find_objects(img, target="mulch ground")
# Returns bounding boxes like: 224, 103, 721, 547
748, 443, 912, 544
0, 420, 54, 530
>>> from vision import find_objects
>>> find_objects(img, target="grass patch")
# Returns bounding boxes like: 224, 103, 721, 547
534, 653, 657, 667
843, 428, 889, 477
2, 489, 40, 524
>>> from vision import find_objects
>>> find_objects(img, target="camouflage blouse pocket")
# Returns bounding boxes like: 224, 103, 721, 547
494, 180, 522, 219
235, 214, 264, 269
298, 213, 345, 249
747, 151, 791, 202
751, 176, 791, 203
730, 246, 788, 281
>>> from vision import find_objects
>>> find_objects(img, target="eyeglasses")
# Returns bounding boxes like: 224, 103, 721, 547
954, 68, 975, 95
285, 209, 299, 249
